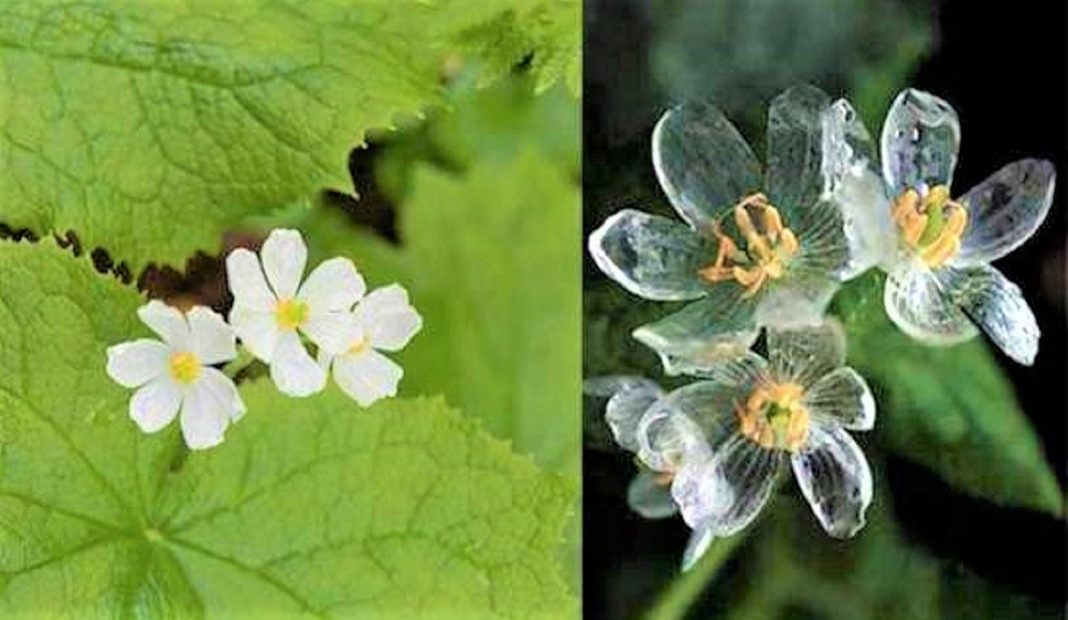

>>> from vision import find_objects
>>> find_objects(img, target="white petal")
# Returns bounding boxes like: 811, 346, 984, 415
225, 248, 276, 311
681, 521, 717, 572
298, 257, 366, 312
587, 209, 715, 301
302, 311, 361, 356
228, 306, 280, 362
260, 229, 307, 299
954, 159, 1056, 266
180, 370, 240, 450
106, 339, 168, 388
766, 321, 846, 388
583, 376, 663, 452
940, 264, 1040, 365
803, 367, 875, 431
791, 424, 872, 538
332, 350, 403, 407
137, 300, 190, 350
883, 260, 976, 346
353, 285, 423, 351
269, 331, 326, 397
187, 306, 237, 366
129, 376, 182, 433
880, 89, 961, 193
626, 470, 679, 520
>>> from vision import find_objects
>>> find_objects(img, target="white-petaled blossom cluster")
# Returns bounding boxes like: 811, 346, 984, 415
587, 86, 1056, 569
107, 229, 422, 450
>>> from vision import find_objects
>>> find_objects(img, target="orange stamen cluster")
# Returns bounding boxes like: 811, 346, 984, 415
890, 185, 968, 268
737, 380, 810, 452
698, 193, 800, 298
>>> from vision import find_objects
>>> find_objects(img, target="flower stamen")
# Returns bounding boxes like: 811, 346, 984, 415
890, 185, 968, 268
737, 379, 809, 452
275, 298, 309, 331
168, 351, 201, 385
698, 193, 800, 298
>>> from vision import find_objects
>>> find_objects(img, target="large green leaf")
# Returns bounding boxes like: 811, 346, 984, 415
0, 0, 576, 271
834, 272, 1062, 515
0, 239, 575, 618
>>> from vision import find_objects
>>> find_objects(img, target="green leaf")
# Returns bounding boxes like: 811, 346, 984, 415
834, 272, 1063, 515
0, 0, 578, 271
0, 239, 575, 618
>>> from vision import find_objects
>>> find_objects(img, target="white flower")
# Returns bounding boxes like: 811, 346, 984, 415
106, 301, 245, 450
826, 89, 1055, 365
226, 229, 366, 396
319, 284, 422, 406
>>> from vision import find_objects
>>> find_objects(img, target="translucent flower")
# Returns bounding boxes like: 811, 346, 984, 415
588, 86, 851, 373
826, 89, 1056, 365
106, 301, 245, 450
226, 229, 365, 396
318, 284, 422, 406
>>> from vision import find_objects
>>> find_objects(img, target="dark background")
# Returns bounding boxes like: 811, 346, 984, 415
583, 0, 1066, 617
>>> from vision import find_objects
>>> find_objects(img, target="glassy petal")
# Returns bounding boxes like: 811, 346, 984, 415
261, 229, 307, 300
791, 423, 872, 538
354, 285, 423, 351
584, 376, 663, 452
767, 321, 846, 388
940, 264, 1040, 365
226, 248, 276, 311
635, 389, 717, 473
180, 369, 240, 450
652, 101, 763, 229
332, 350, 403, 407
627, 470, 679, 519
883, 261, 976, 345
129, 376, 182, 433
756, 273, 839, 330
137, 301, 190, 350
302, 311, 361, 356
269, 331, 326, 397
106, 339, 168, 388
650, 380, 749, 448
298, 257, 366, 312
681, 521, 716, 572
633, 294, 759, 375
588, 209, 714, 301
787, 195, 852, 278
880, 89, 961, 193
187, 306, 236, 366
229, 306, 279, 362
765, 84, 832, 213
803, 367, 875, 431
954, 159, 1056, 265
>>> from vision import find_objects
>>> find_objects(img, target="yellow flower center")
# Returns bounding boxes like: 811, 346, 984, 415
698, 192, 800, 298
275, 298, 309, 331
737, 380, 810, 453
890, 185, 968, 268
345, 335, 371, 356
168, 351, 201, 385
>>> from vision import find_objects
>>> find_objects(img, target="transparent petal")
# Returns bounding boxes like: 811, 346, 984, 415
940, 264, 1040, 365
755, 273, 839, 330
129, 376, 182, 433
652, 379, 749, 446
766, 320, 846, 388
821, 99, 878, 198
331, 349, 403, 407
106, 339, 168, 388
674, 435, 781, 535
228, 306, 279, 362
269, 331, 326, 397
633, 294, 759, 375
353, 285, 423, 351
261, 229, 307, 300
765, 84, 832, 213
697, 351, 769, 388
635, 389, 714, 473
298, 257, 366, 312
883, 260, 976, 346
583, 376, 663, 452
803, 367, 875, 431
954, 159, 1056, 265
186, 306, 237, 366
880, 89, 961, 193
587, 209, 714, 301
627, 470, 679, 520
225, 248, 276, 311
137, 300, 190, 350
681, 521, 716, 572
652, 101, 763, 229
791, 423, 872, 538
